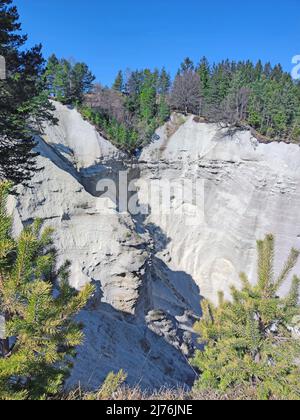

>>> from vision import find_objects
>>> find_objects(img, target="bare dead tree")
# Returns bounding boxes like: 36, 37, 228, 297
85, 84, 132, 126
170, 70, 202, 115
220, 87, 251, 126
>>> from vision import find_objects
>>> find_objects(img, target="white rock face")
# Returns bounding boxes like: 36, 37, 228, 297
9, 104, 197, 390
140, 116, 300, 304
9, 105, 300, 390
43, 101, 120, 169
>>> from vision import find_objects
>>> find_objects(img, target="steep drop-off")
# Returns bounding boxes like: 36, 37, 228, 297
8, 102, 300, 390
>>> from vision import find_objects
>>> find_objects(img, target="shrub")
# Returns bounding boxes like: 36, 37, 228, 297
192, 234, 300, 400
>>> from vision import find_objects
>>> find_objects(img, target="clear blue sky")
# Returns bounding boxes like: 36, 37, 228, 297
14, 0, 300, 86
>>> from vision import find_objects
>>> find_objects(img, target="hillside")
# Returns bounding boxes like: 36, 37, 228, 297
7, 102, 300, 391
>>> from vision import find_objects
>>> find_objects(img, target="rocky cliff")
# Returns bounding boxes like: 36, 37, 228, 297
8, 103, 300, 390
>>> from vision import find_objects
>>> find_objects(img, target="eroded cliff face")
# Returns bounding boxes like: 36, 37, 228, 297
8, 103, 300, 390
139, 115, 300, 304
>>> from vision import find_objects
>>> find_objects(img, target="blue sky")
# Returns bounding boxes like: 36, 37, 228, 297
14, 0, 300, 86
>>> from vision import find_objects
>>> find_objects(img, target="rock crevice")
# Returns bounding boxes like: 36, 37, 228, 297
9, 103, 300, 390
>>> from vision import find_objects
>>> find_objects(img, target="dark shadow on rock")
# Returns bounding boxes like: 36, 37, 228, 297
68, 302, 197, 392
35, 137, 80, 180
35, 136, 203, 391
146, 223, 171, 253
150, 257, 202, 317
49, 143, 75, 157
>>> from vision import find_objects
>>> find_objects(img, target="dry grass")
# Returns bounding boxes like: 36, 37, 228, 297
51, 371, 285, 400
57, 385, 284, 401
164, 113, 187, 140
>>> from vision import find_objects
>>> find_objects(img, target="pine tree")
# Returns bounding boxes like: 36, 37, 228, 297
263, 62, 272, 77
44, 56, 71, 102
45, 57, 95, 104
70, 62, 95, 104
112, 70, 124, 92
196, 57, 211, 115
220, 70, 251, 125
209, 61, 233, 108
192, 234, 300, 400
139, 71, 157, 123
157, 96, 170, 125
44, 54, 60, 97
180, 57, 195, 73
156, 68, 171, 124
0, 182, 93, 400
254, 60, 263, 80
197, 57, 210, 93
0, 0, 55, 185
158, 68, 171, 96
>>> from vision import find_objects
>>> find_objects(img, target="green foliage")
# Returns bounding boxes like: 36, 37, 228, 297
197, 57, 210, 94
112, 70, 124, 92
83, 59, 300, 151
0, 0, 56, 184
157, 96, 170, 125
54, 370, 128, 400
158, 67, 171, 95
94, 370, 127, 400
0, 182, 94, 400
80, 105, 140, 151
139, 71, 157, 123
180, 57, 195, 73
192, 234, 300, 400
70, 62, 95, 104
81, 68, 172, 153
247, 74, 300, 139
123, 68, 171, 143
45, 55, 95, 104
170, 57, 300, 143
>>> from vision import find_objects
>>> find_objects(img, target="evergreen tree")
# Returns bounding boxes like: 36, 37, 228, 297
157, 68, 171, 124
0, 0, 55, 185
254, 60, 263, 80
271, 64, 284, 82
139, 71, 157, 122
192, 235, 300, 400
196, 57, 211, 114
180, 57, 195, 73
112, 70, 124, 92
83, 57, 300, 150
44, 54, 60, 96
152, 68, 160, 93
263, 62, 272, 77
70, 62, 95, 103
45, 57, 95, 104
157, 96, 170, 124
0, 182, 93, 400
83, 67, 171, 153
44, 57, 72, 102
124, 70, 144, 114
158, 68, 171, 95
220, 70, 251, 124
197, 57, 210, 93
209, 61, 233, 108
